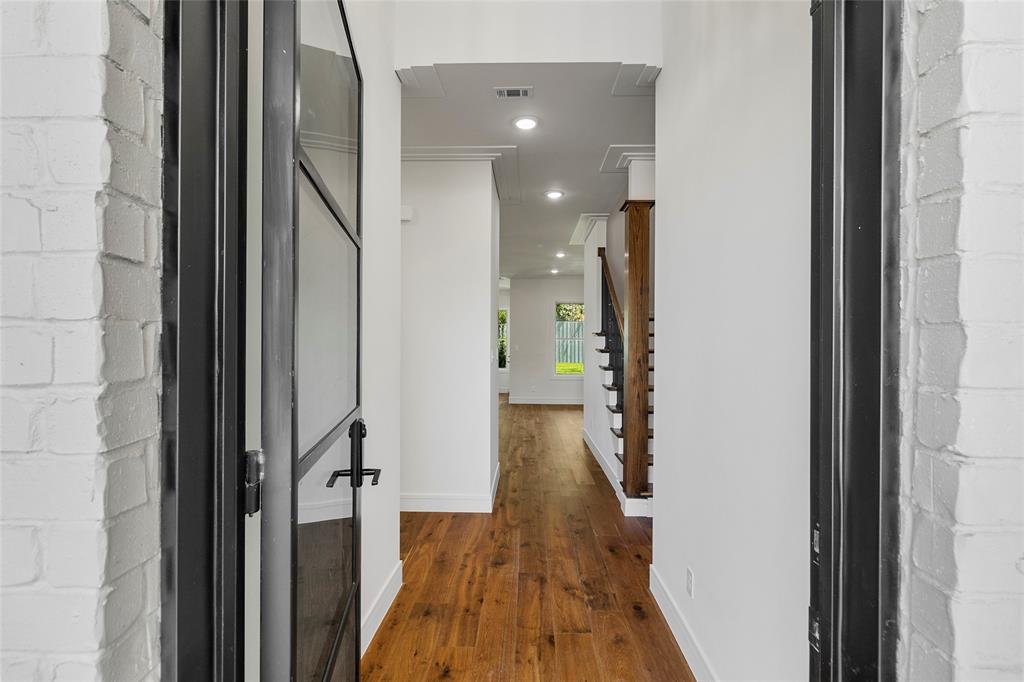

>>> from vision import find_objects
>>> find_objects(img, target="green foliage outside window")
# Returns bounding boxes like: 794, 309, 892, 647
497, 309, 509, 368
555, 303, 584, 322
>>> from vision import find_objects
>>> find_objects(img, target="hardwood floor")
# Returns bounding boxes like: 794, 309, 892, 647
361, 396, 695, 681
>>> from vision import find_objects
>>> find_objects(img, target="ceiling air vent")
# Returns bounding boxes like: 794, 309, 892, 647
495, 86, 533, 99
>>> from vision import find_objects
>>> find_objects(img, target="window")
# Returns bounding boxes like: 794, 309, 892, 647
498, 308, 509, 368
554, 303, 584, 375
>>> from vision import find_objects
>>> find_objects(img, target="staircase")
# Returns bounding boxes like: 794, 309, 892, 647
596, 246, 654, 500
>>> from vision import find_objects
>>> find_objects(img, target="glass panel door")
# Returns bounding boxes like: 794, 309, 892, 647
294, 1, 363, 679
294, 164, 359, 681
257, 0, 364, 679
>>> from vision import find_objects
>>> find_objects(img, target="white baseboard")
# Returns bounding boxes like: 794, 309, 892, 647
508, 395, 584, 405
401, 492, 494, 513
583, 427, 651, 518
401, 470, 500, 514
298, 499, 352, 525
583, 426, 621, 485
649, 564, 717, 681
621, 495, 652, 517
361, 560, 403, 655
489, 467, 501, 510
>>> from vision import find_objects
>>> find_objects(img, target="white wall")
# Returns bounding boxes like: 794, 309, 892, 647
346, 0, 404, 650
581, 220, 621, 479
898, 2, 1024, 678
605, 211, 627, 300
650, 3, 810, 680
0, 1, 163, 678
508, 276, 585, 405
394, 0, 661, 67
401, 160, 499, 512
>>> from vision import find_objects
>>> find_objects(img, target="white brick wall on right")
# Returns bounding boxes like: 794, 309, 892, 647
899, 1, 1024, 679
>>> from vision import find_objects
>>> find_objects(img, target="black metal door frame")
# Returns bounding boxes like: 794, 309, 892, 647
809, 1, 902, 679
161, 0, 246, 679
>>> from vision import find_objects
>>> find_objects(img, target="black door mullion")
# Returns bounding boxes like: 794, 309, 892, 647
298, 148, 361, 246
298, 407, 361, 479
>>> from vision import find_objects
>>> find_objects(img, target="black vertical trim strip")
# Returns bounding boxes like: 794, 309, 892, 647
163, 0, 217, 676
809, 1, 838, 679
216, 1, 247, 679
840, 2, 885, 674
160, 2, 183, 676
879, 2, 904, 677
810, 1, 902, 679
161, 0, 245, 678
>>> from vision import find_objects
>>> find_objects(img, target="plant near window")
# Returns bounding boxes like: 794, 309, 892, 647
555, 303, 584, 322
497, 309, 509, 368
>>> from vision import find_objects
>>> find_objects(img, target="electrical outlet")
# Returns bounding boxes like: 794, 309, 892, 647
686, 567, 695, 598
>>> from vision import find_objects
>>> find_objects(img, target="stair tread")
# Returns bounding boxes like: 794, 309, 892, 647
600, 365, 652, 372
614, 451, 654, 466
598, 347, 653, 354
606, 405, 653, 414
603, 384, 654, 392
610, 427, 655, 439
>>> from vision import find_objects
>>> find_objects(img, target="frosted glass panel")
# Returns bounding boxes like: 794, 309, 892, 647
296, 172, 358, 454
299, 0, 359, 228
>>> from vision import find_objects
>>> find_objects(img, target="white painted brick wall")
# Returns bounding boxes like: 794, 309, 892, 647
1, 1, 163, 679
899, 1, 1024, 679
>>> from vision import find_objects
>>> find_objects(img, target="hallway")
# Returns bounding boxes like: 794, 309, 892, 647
361, 398, 694, 681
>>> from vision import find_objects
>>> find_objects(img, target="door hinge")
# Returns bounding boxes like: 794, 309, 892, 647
244, 449, 265, 516
809, 609, 822, 652
812, 525, 821, 558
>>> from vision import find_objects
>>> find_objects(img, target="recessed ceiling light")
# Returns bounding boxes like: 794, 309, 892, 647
545, 190, 564, 200
550, 269, 559, 274
514, 116, 538, 130
555, 251, 566, 258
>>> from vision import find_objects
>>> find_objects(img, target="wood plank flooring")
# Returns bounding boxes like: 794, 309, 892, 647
361, 396, 695, 681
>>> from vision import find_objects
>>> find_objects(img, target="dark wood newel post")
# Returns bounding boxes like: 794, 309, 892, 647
622, 199, 654, 498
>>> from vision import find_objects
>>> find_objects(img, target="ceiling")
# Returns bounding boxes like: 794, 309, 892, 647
401, 62, 655, 278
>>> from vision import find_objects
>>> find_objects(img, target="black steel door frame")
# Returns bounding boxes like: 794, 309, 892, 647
809, 1, 902, 680
161, 0, 246, 679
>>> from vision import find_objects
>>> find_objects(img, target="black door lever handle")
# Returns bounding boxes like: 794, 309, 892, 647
326, 469, 352, 488
326, 468, 381, 488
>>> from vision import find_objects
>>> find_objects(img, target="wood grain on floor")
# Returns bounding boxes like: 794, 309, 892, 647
361, 396, 695, 681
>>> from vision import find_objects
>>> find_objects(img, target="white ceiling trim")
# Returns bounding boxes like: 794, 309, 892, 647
569, 213, 609, 245
401, 145, 522, 203
599, 144, 656, 174
397, 65, 446, 98
611, 64, 661, 96
300, 130, 358, 154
